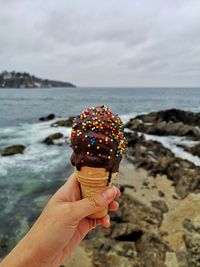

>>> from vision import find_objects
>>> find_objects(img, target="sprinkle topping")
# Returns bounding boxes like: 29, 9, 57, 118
70, 105, 126, 172
71, 105, 126, 156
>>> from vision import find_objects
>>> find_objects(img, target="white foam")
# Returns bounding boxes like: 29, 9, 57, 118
0, 119, 72, 177
144, 134, 200, 166
120, 112, 138, 123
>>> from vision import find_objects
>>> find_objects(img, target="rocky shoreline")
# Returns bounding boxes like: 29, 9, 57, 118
65, 109, 200, 267
1, 108, 200, 266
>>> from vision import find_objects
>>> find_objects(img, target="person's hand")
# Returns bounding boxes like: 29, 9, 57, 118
1, 173, 120, 267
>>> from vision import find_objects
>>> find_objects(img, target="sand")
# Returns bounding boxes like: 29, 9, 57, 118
118, 159, 200, 266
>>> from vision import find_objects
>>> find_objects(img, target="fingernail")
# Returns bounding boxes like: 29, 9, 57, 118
102, 187, 115, 200
105, 216, 110, 227
105, 216, 110, 224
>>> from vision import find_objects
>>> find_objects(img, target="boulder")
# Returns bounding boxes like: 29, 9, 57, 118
111, 223, 143, 241
1, 145, 26, 156
125, 109, 200, 140
51, 117, 74, 127
43, 133, 63, 145
135, 109, 200, 126
125, 119, 200, 139
39, 114, 55, 121
183, 143, 200, 157
125, 132, 200, 198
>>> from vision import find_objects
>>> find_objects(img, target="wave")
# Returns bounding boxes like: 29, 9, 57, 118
0, 119, 72, 178
144, 134, 200, 166
1, 111, 200, 179
120, 112, 138, 123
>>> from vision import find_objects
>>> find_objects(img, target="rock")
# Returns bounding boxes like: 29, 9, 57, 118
151, 200, 169, 213
51, 117, 74, 127
125, 132, 200, 198
183, 143, 200, 157
39, 114, 55, 121
142, 180, 150, 187
1, 144, 26, 156
158, 190, 165, 197
125, 109, 200, 140
135, 109, 200, 126
124, 131, 145, 147
79, 192, 168, 267
111, 223, 143, 241
176, 251, 188, 267
136, 233, 169, 267
184, 232, 200, 267
126, 119, 200, 140
183, 218, 200, 234
165, 252, 179, 267
183, 218, 196, 232
43, 133, 63, 145
172, 194, 180, 200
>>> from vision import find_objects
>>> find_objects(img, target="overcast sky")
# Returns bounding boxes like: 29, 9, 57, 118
1, 0, 200, 87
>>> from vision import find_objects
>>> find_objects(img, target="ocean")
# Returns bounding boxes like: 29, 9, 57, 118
1, 86, 200, 255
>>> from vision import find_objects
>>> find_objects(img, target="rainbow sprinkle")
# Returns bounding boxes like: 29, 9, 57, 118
71, 105, 126, 158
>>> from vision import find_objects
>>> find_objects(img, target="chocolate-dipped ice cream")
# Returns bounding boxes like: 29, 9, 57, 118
70, 105, 126, 178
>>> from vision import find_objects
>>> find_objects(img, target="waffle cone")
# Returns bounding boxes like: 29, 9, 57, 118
75, 166, 117, 218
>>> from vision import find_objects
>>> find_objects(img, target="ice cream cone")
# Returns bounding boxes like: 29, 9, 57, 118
75, 166, 117, 218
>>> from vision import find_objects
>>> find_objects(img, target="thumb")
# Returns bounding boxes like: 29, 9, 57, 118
70, 186, 117, 221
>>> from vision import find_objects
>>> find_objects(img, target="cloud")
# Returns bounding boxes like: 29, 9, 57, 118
0, 0, 200, 86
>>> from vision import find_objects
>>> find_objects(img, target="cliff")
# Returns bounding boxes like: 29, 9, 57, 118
0, 71, 75, 88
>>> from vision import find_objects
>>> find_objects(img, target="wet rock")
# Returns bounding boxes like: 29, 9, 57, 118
125, 131, 145, 147
1, 144, 26, 156
135, 109, 200, 127
125, 132, 200, 198
183, 143, 200, 157
51, 117, 74, 127
39, 113, 55, 121
126, 119, 200, 140
43, 133, 63, 145
125, 109, 200, 140
151, 200, 169, 213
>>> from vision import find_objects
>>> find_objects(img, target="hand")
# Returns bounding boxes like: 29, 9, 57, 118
1, 173, 120, 267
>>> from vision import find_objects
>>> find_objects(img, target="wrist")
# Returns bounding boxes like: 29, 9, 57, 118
1, 229, 56, 267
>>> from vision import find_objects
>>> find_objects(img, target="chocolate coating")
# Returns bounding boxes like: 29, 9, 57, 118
70, 105, 126, 175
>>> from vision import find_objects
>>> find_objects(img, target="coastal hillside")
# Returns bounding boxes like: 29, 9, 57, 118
0, 71, 75, 88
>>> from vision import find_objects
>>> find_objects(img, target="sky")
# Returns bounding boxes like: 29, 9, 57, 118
0, 0, 200, 87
